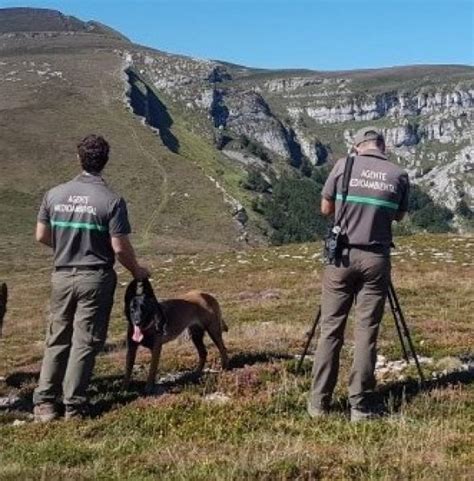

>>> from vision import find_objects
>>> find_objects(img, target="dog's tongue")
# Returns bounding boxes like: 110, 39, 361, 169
132, 326, 144, 343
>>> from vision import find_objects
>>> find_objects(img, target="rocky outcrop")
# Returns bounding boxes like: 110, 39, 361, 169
125, 50, 232, 99
221, 150, 267, 169
195, 88, 229, 128
224, 91, 293, 159
343, 119, 468, 150
207, 65, 232, 83
207, 174, 249, 241
415, 145, 474, 211
125, 67, 179, 153
293, 127, 330, 165
294, 89, 473, 124
123, 47, 473, 219
263, 76, 347, 93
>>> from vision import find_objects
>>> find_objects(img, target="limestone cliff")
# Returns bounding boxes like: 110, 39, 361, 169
126, 48, 473, 218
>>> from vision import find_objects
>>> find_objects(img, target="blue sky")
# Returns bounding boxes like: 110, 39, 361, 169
1, 0, 473, 70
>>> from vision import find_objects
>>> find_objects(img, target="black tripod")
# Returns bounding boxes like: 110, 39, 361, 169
296, 281, 425, 383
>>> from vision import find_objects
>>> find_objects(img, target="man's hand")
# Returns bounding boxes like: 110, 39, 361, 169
321, 198, 335, 216
133, 265, 151, 280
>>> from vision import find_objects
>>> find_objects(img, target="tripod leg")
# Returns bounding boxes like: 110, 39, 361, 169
296, 307, 321, 375
387, 286, 410, 362
389, 283, 425, 383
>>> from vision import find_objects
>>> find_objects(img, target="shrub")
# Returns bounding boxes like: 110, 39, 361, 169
411, 204, 453, 233
243, 171, 271, 193
261, 176, 327, 244
408, 184, 432, 212
455, 199, 474, 220
311, 165, 330, 186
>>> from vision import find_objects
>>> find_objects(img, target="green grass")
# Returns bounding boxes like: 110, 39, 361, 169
0, 234, 473, 480
1, 381, 473, 480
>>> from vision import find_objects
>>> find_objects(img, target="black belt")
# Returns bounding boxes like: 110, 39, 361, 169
347, 244, 390, 254
55, 265, 112, 272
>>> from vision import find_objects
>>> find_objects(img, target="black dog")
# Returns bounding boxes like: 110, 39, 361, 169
124, 279, 167, 349
0, 283, 7, 337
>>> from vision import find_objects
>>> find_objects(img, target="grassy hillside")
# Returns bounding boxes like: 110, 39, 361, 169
1, 7, 472, 249
0, 234, 473, 480
0, 7, 129, 40
0, 33, 243, 255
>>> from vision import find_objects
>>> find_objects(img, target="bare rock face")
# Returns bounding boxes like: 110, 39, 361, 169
416, 145, 474, 211
207, 65, 232, 83
224, 90, 293, 159
264, 76, 344, 93
124, 45, 473, 221
339, 93, 473, 210
293, 127, 329, 165
383, 124, 420, 148
297, 89, 473, 124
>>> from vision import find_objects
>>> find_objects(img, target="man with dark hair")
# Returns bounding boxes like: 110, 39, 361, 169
33, 134, 150, 422
77, 134, 110, 173
308, 127, 409, 421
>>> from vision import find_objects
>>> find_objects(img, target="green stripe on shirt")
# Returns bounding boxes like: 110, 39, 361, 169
51, 220, 108, 232
336, 194, 399, 210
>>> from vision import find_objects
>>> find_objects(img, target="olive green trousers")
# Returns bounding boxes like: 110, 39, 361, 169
33, 268, 116, 407
308, 248, 390, 410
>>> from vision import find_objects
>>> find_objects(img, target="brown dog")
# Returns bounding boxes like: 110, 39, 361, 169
0, 283, 7, 337
124, 279, 229, 393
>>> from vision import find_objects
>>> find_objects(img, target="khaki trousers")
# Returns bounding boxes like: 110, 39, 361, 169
309, 248, 390, 410
33, 268, 116, 407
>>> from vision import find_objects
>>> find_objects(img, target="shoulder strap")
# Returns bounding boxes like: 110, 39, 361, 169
341, 154, 354, 199
334, 154, 355, 226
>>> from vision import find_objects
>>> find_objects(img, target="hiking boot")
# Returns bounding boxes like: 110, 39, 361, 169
307, 400, 330, 418
350, 407, 383, 422
64, 404, 90, 421
34, 402, 59, 423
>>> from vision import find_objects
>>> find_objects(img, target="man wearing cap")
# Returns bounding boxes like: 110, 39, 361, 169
308, 127, 409, 421
33, 134, 150, 422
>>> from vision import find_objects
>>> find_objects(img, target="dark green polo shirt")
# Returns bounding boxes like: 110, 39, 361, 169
38, 172, 131, 268
322, 149, 409, 247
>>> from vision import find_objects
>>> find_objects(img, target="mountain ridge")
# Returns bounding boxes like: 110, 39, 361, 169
2, 8, 470, 74
0, 7, 472, 249
0, 7, 130, 41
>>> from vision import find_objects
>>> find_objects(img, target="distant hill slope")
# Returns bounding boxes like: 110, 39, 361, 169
0, 7, 472, 254
0, 8, 245, 254
0, 7, 84, 32
0, 7, 129, 40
